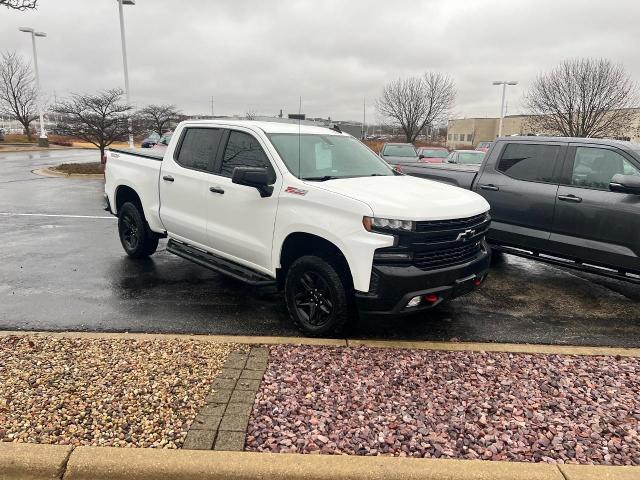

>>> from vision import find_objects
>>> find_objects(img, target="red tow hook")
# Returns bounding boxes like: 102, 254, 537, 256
424, 293, 439, 304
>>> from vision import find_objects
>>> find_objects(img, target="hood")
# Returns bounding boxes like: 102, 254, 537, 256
306, 175, 490, 220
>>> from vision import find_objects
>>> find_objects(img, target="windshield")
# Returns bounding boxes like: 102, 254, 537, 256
420, 149, 448, 158
268, 133, 394, 180
383, 144, 416, 157
458, 151, 485, 164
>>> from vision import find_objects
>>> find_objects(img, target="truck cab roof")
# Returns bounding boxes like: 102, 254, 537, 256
178, 119, 348, 136
495, 135, 639, 153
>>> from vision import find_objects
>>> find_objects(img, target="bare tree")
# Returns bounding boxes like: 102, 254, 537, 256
0, 52, 39, 140
245, 110, 257, 120
524, 58, 638, 138
52, 89, 137, 161
1, 0, 37, 10
377, 72, 456, 142
138, 104, 182, 135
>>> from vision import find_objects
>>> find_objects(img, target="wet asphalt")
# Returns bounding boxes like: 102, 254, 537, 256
0, 149, 639, 346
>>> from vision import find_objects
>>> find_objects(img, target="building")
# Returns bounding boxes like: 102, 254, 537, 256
447, 110, 640, 149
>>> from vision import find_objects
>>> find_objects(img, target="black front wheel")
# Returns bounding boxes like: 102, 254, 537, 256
284, 255, 352, 337
118, 202, 159, 258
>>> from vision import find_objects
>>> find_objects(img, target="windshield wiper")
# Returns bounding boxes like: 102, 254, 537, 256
302, 175, 340, 181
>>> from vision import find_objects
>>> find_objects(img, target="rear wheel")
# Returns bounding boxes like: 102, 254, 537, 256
118, 202, 159, 258
284, 255, 352, 337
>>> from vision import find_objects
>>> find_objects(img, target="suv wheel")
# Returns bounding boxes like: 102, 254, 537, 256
284, 255, 352, 337
118, 202, 159, 258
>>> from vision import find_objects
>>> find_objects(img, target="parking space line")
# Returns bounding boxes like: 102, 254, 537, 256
0, 212, 115, 220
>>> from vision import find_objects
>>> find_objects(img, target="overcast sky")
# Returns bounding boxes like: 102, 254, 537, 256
1, 0, 639, 122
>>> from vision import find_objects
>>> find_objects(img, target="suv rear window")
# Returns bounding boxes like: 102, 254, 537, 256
497, 143, 560, 183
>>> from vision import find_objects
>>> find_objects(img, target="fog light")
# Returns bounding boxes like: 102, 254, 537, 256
406, 296, 422, 308
424, 294, 439, 304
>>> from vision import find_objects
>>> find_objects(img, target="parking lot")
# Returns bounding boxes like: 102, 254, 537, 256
1, 149, 639, 346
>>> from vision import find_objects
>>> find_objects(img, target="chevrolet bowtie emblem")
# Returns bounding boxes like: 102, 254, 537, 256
456, 229, 476, 242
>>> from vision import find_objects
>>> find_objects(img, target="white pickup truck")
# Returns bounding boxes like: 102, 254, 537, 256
104, 120, 491, 336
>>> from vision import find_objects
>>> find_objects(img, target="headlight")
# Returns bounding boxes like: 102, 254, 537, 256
363, 216, 414, 232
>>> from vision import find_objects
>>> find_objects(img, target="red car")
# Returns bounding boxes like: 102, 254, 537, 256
416, 147, 449, 163
475, 141, 492, 153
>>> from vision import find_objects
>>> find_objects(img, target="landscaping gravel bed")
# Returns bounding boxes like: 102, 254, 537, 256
0, 335, 241, 448
247, 345, 640, 465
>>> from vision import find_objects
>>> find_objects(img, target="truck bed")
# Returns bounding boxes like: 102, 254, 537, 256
400, 163, 479, 189
109, 147, 164, 161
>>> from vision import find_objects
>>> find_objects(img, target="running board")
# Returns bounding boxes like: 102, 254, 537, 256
492, 244, 640, 285
166, 239, 276, 287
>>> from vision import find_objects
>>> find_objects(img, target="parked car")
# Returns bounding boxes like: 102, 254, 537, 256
379, 142, 419, 165
105, 120, 491, 336
416, 147, 449, 163
446, 150, 486, 165
141, 132, 160, 148
152, 132, 173, 151
399, 136, 640, 283
476, 141, 492, 152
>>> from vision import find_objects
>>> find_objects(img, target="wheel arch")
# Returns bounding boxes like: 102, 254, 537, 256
277, 232, 353, 290
114, 184, 142, 214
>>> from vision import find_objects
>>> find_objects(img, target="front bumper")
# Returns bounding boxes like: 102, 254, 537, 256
355, 245, 491, 315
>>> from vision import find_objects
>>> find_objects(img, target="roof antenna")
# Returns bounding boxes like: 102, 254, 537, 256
298, 96, 302, 179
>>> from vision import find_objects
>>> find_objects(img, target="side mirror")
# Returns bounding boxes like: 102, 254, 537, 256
418, 154, 425, 159
232, 167, 274, 197
610, 174, 640, 195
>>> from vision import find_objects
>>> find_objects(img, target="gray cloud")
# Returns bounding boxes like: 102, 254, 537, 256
1, 0, 639, 122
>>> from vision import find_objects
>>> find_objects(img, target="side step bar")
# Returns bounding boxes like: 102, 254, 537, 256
492, 244, 640, 285
166, 239, 276, 287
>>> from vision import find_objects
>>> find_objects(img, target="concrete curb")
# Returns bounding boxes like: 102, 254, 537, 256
32, 167, 104, 180
3, 444, 638, 480
0, 443, 73, 480
0, 146, 93, 153
1, 330, 639, 357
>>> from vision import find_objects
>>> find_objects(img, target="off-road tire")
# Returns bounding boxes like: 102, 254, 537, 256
118, 202, 159, 258
284, 255, 353, 337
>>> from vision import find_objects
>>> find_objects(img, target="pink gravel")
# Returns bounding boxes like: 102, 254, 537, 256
246, 345, 640, 465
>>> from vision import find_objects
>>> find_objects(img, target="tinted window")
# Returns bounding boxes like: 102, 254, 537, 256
383, 144, 416, 157
220, 131, 271, 178
175, 128, 221, 171
497, 143, 560, 182
570, 147, 640, 190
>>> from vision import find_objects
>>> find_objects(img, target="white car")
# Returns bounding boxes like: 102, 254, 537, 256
104, 120, 491, 336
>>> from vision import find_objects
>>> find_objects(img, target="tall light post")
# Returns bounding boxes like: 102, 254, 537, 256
117, 0, 135, 147
492, 80, 518, 137
18, 27, 48, 147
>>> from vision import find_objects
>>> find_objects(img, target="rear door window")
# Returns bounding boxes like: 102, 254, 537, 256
175, 128, 222, 172
497, 143, 561, 183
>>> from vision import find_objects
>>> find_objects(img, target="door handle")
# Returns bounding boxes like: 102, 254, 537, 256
209, 186, 225, 194
479, 184, 499, 191
558, 194, 582, 203
162, 175, 174, 182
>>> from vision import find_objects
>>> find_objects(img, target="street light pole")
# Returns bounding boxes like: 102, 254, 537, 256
492, 80, 518, 137
19, 27, 47, 147
117, 0, 135, 148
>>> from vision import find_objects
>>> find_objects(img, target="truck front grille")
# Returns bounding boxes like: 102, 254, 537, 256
415, 213, 488, 233
413, 241, 484, 270
373, 213, 490, 272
